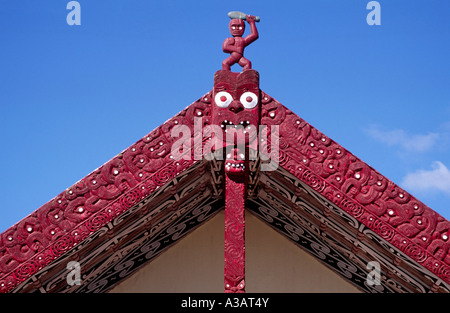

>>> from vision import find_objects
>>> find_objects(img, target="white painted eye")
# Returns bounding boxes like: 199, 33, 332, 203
215, 91, 233, 108
240, 92, 258, 109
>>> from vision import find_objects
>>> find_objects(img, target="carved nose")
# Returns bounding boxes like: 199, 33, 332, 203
229, 100, 244, 113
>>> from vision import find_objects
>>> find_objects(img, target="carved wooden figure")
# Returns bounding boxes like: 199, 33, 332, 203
212, 66, 260, 292
222, 12, 259, 71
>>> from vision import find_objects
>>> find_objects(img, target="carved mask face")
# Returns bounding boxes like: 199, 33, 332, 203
212, 70, 260, 175
229, 19, 245, 37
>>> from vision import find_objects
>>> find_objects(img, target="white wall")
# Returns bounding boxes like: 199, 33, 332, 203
110, 210, 360, 293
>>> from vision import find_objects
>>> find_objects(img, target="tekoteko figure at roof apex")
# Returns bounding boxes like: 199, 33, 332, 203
222, 11, 260, 71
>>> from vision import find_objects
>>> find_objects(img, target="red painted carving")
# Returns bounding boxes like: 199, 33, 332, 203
222, 12, 259, 71
260, 98, 450, 284
212, 68, 260, 292
212, 69, 260, 176
3, 80, 450, 291
0, 96, 212, 292
224, 175, 246, 293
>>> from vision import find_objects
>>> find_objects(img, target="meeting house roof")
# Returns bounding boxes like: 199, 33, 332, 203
1, 11, 449, 293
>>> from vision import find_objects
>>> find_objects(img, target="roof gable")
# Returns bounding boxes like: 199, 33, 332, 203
1, 88, 450, 293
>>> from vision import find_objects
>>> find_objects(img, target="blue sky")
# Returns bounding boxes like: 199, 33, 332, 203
0, 0, 449, 232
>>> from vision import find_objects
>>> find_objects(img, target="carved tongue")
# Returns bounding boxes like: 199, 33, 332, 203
224, 124, 248, 145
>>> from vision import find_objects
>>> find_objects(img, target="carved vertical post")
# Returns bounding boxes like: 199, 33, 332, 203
211, 66, 260, 293
224, 173, 246, 293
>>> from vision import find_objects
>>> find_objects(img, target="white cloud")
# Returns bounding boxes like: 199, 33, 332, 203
401, 161, 450, 195
365, 125, 438, 153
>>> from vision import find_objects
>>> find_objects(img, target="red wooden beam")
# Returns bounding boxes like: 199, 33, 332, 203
224, 174, 246, 293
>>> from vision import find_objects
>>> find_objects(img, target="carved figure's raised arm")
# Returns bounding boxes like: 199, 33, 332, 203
244, 15, 259, 46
